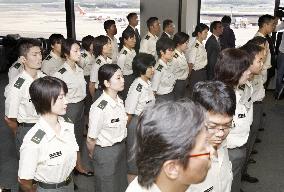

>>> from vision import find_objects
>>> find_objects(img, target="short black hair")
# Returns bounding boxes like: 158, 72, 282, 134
221, 15, 231, 24
214, 48, 250, 87
147, 17, 159, 29
156, 38, 175, 58
132, 53, 156, 78
239, 43, 264, 65
127, 12, 137, 21
136, 99, 205, 188
210, 21, 222, 33
119, 28, 136, 51
173, 32, 189, 47
29, 76, 68, 115
93, 35, 110, 57
18, 38, 42, 57
104, 19, 116, 31
192, 23, 209, 37
61, 38, 80, 59
49, 33, 64, 46
247, 36, 267, 46
98, 64, 121, 90
163, 19, 173, 30
258, 14, 274, 28
193, 81, 236, 116
82, 35, 95, 52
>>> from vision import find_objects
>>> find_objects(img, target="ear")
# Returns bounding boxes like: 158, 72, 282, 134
162, 160, 180, 180
104, 79, 110, 88
19, 56, 26, 64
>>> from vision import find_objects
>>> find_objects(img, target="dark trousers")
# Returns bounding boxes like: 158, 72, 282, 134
84, 76, 92, 114
276, 52, 284, 94
155, 91, 174, 103
173, 79, 187, 100
188, 68, 207, 97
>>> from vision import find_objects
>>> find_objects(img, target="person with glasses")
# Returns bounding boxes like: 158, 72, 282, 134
187, 81, 236, 192
126, 100, 212, 192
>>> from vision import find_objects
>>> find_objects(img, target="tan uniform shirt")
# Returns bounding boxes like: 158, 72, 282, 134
18, 116, 79, 183
125, 77, 155, 116
78, 49, 95, 76
88, 92, 127, 147
151, 59, 176, 95
8, 59, 24, 84
169, 49, 189, 80
5, 70, 45, 123
117, 46, 136, 75
139, 32, 158, 60
41, 51, 64, 76
107, 35, 119, 64
53, 62, 86, 103
126, 177, 162, 192
186, 39, 207, 70
90, 55, 112, 88
251, 74, 265, 102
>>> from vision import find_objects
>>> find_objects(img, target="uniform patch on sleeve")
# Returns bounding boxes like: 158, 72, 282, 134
81, 52, 88, 58
97, 100, 108, 110
96, 59, 101, 65
173, 53, 179, 58
123, 50, 127, 55
58, 68, 66, 74
136, 83, 142, 92
145, 35, 150, 40
31, 129, 46, 144
14, 63, 21, 69
14, 77, 25, 89
111, 118, 120, 123
156, 65, 163, 72
195, 43, 199, 48
45, 55, 52, 61
63, 116, 73, 123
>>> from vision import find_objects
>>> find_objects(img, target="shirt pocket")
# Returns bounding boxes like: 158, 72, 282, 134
107, 118, 121, 129
45, 151, 64, 166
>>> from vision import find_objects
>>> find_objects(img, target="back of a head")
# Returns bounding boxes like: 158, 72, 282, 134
163, 19, 173, 31
82, 35, 95, 51
193, 81, 236, 117
132, 53, 156, 78
247, 36, 267, 46
147, 17, 158, 29
221, 15, 231, 24
214, 48, 250, 87
258, 14, 274, 28
136, 99, 205, 188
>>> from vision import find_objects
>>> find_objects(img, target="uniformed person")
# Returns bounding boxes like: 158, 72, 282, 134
139, 17, 160, 59
18, 76, 78, 192
124, 12, 141, 54
86, 64, 128, 192
104, 19, 119, 64
170, 32, 189, 100
186, 23, 209, 96
160, 19, 175, 39
41, 33, 65, 75
53, 39, 92, 177
214, 48, 252, 192
125, 53, 156, 182
151, 38, 176, 101
117, 29, 137, 100
4, 39, 45, 153
8, 57, 24, 84
188, 81, 236, 192
89, 35, 112, 100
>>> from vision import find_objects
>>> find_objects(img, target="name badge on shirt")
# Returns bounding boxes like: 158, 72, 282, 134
111, 118, 120, 123
204, 186, 213, 192
238, 113, 246, 118
49, 151, 62, 159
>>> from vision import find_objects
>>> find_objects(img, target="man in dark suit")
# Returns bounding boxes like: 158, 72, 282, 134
205, 21, 223, 80
124, 12, 141, 54
220, 15, 236, 50
160, 19, 175, 39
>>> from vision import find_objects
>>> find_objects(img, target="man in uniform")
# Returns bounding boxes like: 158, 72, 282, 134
4, 38, 45, 153
8, 57, 24, 84
139, 17, 161, 60
124, 12, 141, 54
41, 33, 65, 75
160, 19, 175, 39
104, 19, 119, 64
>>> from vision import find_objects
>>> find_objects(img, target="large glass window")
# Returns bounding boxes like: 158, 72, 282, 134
0, 0, 67, 38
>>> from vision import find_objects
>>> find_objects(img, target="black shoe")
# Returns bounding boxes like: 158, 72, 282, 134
262, 112, 266, 117
251, 149, 258, 154
258, 128, 264, 131
248, 158, 256, 164
255, 138, 262, 143
242, 173, 259, 183
74, 169, 94, 177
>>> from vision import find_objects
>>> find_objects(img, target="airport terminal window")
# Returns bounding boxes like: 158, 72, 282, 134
74, 0, 140, 40
200, 0, 274, 47
0, 0, 67, 39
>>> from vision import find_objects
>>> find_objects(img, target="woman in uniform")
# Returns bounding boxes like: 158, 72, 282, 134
53, 39, 93, 177
18, 76, 77, 192
187, 23, 209, 96
89, 35, 112, 101
125, 53, 156, 182
117, 28, 136, 100
86, 64, 128, 192
170, 32, 190, 99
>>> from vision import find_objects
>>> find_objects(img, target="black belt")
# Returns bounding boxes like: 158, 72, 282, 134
38, 176, 71, 189
18, 123, 36, 127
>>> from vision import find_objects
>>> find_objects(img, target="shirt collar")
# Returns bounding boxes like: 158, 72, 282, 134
102, 91, 123, 108
147, 31, 158, 39
50, 51, 62, 60
213, 34, 219, 41
63, 62, 83, 73
22, 70, 42, 82
158, 59, 168, 68
137, 77, 151, 87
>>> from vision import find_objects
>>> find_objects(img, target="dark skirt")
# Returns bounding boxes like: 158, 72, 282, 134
188, 68, 207, 97
173, 79, 187, 100
84, 75, 93, 114
155, 91, 175, 103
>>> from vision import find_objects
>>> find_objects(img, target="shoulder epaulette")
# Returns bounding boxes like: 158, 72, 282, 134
45, 55, 52, 61
14, 77, 25, 89
58, 68, 66, 74
81, 52, 88, 58
145, 35, 150, 40
14, 62, 21, 69
195, 43, 199, 48
31, 129, 46, 144
174, 53, 179, 58
123, 50, 127, 55
136, 83, 142, 92
156, 65, 163, 72
97, 100, 108, 110
63, 116, 73, 123
96, 59, 101, 65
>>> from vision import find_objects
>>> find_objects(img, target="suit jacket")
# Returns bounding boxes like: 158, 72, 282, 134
220, 24, 236, 50
124, 25, 141, 54
160, 32, 171, 39
205, 35, 221, 80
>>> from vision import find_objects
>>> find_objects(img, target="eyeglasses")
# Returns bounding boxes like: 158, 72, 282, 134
205, 121, 234, 134
189, 152, 210, 158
